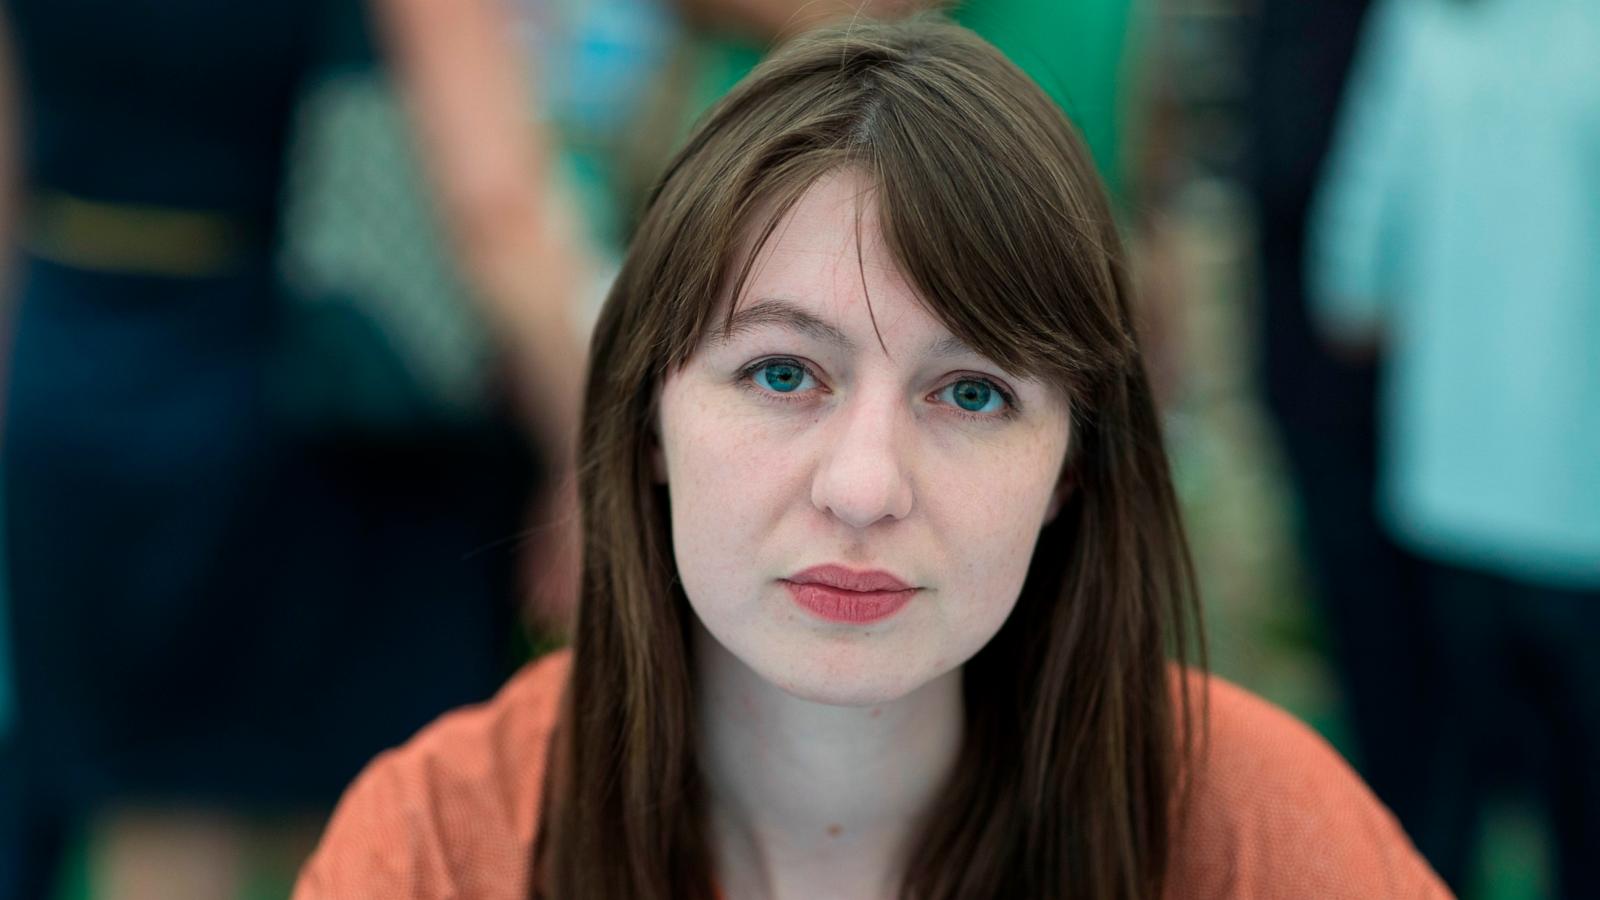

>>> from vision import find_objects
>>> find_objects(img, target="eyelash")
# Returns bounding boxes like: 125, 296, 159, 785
735, 357, 1020, 422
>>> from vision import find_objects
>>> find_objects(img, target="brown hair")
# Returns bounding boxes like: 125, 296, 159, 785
536, 17, 1202, 900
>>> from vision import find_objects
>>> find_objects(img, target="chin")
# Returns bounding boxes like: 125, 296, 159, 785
751, 644, 945, 708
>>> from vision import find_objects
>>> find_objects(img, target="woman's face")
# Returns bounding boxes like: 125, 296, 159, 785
655, 169, 1072, 706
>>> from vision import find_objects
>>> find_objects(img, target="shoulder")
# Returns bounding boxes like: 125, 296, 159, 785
1167, 670, 1451, 900
293, 650, 572, 900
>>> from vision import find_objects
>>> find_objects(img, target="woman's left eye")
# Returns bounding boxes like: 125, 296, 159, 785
936, 378, 1010, 415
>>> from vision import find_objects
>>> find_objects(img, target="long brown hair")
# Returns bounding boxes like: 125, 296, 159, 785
536, 18, 1202, 900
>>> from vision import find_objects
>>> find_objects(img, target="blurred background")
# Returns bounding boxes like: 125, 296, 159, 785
1, 0, 1594, 897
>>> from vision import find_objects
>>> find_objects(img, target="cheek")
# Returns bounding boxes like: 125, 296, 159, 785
944, 494, 1044, 616
658, 386, 795, 607
938, 421, 1065, 524
665, 411, 771, 512
933, 434, 1066, 621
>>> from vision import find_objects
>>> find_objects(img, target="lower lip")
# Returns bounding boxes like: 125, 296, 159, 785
783, 582, 917, 624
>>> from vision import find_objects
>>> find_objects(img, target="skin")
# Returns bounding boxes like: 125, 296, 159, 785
654, 169, 1073, 899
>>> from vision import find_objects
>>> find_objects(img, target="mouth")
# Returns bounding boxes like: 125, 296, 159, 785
781, 565, 919, 625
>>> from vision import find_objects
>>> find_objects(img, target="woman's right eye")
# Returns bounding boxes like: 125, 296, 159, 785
743, 359, 819, 395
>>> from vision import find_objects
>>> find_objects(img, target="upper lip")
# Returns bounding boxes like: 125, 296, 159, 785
785, 565, 915, 593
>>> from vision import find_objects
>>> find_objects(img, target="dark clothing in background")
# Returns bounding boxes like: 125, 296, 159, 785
1250, 2, 1373, 434
1244, 0, 1434, 862
1422, 563, 1600, 897
5, 254, 529, 809
0, 735, 62, 900
0, 0, 532, 876
9, 0, 316, 221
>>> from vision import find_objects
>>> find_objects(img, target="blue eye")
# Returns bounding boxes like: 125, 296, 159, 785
750, 360, 816, 394
939, 379, 1007, 414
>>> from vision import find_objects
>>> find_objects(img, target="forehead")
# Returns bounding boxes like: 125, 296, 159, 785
712, 169, 947, 351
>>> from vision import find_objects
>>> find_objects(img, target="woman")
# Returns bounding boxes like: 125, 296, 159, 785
297, 20, 1447, 899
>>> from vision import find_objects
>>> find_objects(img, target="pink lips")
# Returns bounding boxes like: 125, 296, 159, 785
782, 565, 918, 624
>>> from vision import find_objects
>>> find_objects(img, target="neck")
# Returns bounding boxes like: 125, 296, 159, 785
693, 624, 964, 900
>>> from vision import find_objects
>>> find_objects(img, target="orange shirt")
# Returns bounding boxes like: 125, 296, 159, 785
294, 651, 1451, 899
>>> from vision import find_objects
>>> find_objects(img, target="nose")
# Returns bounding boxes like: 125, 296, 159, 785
810, 393, 915, 529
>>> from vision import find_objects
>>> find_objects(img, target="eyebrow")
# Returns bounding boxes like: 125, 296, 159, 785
713, 298, 855, 350
713, 298, 987, 360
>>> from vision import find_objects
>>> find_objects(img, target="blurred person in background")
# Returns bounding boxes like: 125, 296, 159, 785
0, 0, 588, 898
1309, 0, 1600, 895
1243, 0, 1435, 855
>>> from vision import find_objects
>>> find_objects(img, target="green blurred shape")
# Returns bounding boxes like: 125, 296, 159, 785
689, 0, 1137, 205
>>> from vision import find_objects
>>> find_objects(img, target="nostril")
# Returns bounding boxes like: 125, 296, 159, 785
811, 455, 914, 528
810, 401, 916, 527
